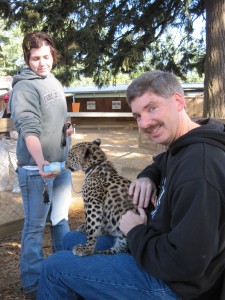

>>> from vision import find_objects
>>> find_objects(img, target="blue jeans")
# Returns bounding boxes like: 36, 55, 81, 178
37, 231, 181, 300
18, 167, 71, 294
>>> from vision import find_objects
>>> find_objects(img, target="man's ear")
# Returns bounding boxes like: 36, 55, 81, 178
173, 92, 185, 111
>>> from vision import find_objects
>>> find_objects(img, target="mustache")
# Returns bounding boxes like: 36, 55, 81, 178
142, 127, 153, 133
141, 123, 163, 134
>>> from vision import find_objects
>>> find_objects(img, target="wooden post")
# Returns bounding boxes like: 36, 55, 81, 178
0, 119, 15, 133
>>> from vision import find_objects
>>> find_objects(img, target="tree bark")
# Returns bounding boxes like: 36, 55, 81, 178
204, 0, 225, 118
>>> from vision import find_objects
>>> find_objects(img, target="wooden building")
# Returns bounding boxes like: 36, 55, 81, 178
64, 83, 204, 117
65, 84, 129, 113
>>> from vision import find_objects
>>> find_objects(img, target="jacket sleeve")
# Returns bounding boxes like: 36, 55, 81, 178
11, 87, 42, 139
126, 178, 222, 282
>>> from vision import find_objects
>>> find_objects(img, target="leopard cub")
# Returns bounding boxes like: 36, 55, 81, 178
66, 139, 134, 256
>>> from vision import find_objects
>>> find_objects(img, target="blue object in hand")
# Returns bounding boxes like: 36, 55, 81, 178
43, 162, 66, 174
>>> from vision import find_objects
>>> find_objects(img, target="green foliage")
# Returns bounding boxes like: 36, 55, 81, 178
0, 20, 24, 76
0, 0, 206, 86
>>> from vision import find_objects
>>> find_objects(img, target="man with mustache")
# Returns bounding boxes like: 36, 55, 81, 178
37, 70, 225, 300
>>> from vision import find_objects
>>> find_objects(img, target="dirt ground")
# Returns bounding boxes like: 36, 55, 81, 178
0, 126, 154, 300
0, 199, 85, 300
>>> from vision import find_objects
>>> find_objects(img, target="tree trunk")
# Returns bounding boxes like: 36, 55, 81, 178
204, 0, 225, 118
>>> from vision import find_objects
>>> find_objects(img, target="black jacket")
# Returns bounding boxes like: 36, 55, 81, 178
127, 118, 225, 300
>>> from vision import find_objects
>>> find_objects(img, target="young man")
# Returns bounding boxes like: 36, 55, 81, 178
37, 71, 225, 300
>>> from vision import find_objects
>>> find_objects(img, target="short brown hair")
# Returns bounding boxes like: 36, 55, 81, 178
126, 70, 184, 105
22, 31, 58, 65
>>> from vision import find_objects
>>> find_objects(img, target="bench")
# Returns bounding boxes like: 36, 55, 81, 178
67, 112, 137, 131
67, 112, 133, 118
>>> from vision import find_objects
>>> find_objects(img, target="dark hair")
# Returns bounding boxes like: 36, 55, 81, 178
126, 70, 184, 104
22, 31, 58, 65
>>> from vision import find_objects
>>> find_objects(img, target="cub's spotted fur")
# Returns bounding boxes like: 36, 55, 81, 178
66, 139, 134, 256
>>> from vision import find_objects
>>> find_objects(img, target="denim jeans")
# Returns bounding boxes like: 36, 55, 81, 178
18, 167, 71, 294
37, 231, 181, 300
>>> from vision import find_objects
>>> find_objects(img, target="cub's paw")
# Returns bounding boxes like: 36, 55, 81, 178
72, 244, 95, 256
99, 226, 108, 236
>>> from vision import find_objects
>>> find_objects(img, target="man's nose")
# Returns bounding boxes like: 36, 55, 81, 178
138, 113, 151, 129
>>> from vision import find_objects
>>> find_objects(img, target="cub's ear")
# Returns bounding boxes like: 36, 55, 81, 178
84, 147, 91, 159
93, 139, 101, 146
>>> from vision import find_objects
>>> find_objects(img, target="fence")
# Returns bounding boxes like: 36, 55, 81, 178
0, 119, 23, 235
185, 93, 204, 117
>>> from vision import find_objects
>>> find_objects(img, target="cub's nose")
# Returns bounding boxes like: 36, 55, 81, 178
65, 160, 74, 171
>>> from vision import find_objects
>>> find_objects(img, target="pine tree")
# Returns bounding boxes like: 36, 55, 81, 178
0, 0, 224, 118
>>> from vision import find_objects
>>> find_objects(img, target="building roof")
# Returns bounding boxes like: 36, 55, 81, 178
64, 83, 204, 99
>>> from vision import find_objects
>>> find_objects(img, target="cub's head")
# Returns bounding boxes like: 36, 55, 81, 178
66, 139, 106, 172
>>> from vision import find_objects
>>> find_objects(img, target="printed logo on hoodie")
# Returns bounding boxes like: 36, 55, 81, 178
151, 177, 166, 218
42, 89, 64, 106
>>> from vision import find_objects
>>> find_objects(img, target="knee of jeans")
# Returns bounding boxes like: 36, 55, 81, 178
24, 218, 46, 230
63, 231, 86, 250
63, 231, 73, 250
42, 252, 57, 274
43, 250, 71, 273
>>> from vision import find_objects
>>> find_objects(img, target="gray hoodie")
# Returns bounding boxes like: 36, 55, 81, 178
10, 68, 69, 165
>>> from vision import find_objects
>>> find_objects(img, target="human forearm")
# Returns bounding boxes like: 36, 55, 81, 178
25, 135, 45, 168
